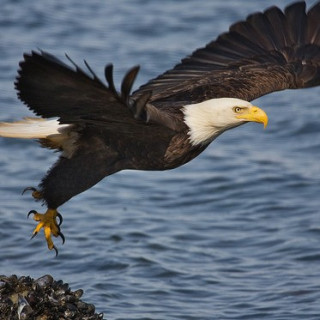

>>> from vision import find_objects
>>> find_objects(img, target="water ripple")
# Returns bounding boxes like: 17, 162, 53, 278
1, 1, 320, 319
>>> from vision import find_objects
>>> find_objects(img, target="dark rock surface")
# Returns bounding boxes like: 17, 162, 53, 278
0, 274, 104, 320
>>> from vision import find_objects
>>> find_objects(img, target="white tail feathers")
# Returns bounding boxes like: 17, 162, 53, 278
0, 118, 70, 139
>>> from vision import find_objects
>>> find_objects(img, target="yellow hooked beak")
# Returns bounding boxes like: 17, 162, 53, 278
236, 106, 268, 129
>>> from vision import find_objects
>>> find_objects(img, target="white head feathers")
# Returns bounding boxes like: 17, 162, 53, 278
183, 98, 267, 146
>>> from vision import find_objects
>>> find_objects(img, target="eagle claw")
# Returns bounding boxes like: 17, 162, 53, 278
27, 208, 65, 255
53, 246, 59, 257
22, 187, 43, 200
30, 231, 38, 240
56, 212, 63, 226
59, 231, 65, 244
22, 187, 37, 195
27, 210, 37, 219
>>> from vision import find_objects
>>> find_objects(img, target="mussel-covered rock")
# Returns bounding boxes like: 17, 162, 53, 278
0, 274, 104, 320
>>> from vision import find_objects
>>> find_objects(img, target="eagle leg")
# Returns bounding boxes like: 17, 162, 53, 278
27, 208, 65, 255
22, 186, 43, 200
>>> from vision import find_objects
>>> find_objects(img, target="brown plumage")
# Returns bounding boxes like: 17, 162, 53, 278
1, 1, 320, 253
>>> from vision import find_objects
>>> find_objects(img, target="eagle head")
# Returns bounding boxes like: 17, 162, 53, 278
183, 97, 268, 146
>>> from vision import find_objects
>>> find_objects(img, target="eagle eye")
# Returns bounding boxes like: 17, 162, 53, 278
233, 106, 244, 113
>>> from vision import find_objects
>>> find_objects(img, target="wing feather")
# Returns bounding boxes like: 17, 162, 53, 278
285, 2, 307, 46
134, 1, 320, 106
15, 51, 133, 124
307, 2, 320, 45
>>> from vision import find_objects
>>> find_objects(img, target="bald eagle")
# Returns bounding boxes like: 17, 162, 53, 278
1, 1, 320, 255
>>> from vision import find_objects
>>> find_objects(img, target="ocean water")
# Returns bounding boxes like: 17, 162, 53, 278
0, 0, 320, 319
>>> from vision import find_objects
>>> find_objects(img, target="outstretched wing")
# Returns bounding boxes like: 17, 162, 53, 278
134, 2, 320, 107
15, 51, 183, 133
16, 51, 138, 125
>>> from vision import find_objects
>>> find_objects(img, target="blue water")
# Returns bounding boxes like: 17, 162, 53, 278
1, 1, 320, 319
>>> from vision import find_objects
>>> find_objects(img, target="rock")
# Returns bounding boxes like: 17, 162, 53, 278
0, 274, 104, 320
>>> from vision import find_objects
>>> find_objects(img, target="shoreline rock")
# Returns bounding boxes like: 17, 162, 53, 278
0, 274, 104, 320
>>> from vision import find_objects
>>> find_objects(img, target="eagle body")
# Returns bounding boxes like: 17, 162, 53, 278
1, 1, 320, 253
23, 106, 208, 208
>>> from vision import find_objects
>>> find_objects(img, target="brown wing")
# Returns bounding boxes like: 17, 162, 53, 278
15, 51, 184, 134
134, 2, 320, 107
16, 51, 138, 126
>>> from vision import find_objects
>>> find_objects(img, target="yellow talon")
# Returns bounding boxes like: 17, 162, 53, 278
28, 208, 65, 255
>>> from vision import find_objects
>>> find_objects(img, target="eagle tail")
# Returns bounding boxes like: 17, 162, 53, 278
0, 118, 69, 139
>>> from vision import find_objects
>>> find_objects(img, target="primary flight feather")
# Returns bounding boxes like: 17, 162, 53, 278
0, 1, 319, 254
